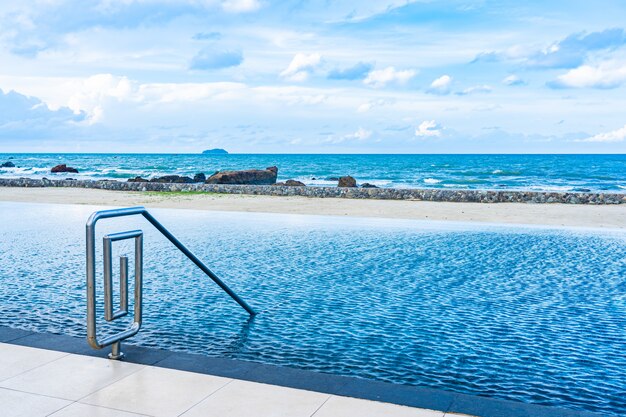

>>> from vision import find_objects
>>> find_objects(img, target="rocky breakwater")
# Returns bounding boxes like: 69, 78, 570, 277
205, 166, 278, 185
1, 178, 625, 204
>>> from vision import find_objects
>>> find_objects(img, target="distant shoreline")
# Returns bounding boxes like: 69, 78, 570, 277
2, 154, 624, 193
0, 178, 624, 205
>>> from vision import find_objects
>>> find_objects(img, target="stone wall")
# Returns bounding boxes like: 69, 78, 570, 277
1, 178, 624, 204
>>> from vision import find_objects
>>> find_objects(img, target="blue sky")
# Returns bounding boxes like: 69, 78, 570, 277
1, 0, 626, 153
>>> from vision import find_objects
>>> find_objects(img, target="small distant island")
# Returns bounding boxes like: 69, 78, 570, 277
202, 148, 228, 155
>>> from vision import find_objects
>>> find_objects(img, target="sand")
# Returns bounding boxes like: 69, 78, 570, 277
1, 186, 625, 229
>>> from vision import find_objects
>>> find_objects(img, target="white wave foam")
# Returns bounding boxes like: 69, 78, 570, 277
298, 177, 394, 187
528, 185, 574, 192
423, 178, 442, 184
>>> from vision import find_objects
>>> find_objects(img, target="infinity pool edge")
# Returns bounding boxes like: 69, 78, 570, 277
0, 325, 603, 417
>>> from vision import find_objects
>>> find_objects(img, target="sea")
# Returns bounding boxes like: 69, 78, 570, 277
1, 153, 625, 193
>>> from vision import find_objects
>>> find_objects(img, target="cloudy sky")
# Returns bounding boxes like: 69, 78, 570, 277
1, 0, 626, 153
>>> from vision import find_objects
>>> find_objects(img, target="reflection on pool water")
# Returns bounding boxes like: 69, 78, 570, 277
0, 202, 625, 415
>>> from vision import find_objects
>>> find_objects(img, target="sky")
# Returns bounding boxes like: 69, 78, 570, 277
1, 0, 626, 153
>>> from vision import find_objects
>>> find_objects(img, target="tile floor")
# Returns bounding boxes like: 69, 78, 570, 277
0, 343, 475, 417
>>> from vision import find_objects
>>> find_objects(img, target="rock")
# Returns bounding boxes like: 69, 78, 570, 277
1, 161, 15, 168
150, 175, 194, 184
51, 164, 78, 173
202, 148, 228, 155
273, 179, 305, 187
205, 166, 278, 185
338, 176, 357, 187
127, 176, 149, 183
361, 183, 378, 188
193, 173, 206, 183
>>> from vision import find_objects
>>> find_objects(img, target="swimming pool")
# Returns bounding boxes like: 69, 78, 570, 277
0, 202, 625, 415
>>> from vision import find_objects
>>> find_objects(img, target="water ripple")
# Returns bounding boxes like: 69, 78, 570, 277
0, 203, 625, 415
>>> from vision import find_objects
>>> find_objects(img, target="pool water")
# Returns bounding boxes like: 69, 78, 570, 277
0, 202, 625, 415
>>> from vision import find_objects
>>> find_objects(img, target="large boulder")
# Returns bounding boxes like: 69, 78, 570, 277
361, 183, 378, 188
51, 164, 78, 173
338, 176, 357, 187
274, 179, 306, 186
1, 161, 15, 168
205, 166, 278, 185
150, 175, 194, 183
193, 173, 206, 183
127, 176, 149, 183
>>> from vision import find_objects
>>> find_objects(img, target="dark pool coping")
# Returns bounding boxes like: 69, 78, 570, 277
0, 325, 603, 417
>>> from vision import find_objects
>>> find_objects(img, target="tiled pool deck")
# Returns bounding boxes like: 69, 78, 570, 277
0, 326, 603, 417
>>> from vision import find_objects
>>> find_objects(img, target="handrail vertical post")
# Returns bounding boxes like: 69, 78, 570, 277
86, 217, 98, 350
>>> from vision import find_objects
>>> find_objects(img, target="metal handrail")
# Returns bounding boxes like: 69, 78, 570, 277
86, 206, 256, 359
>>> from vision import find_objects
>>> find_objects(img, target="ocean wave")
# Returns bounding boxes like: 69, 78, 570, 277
528, 185, 574, 192
1, 154, 625, 193
492, 169, 521, 176
303, 179, 337, 186
443, 179, 489, 185
423, 178, 441, 184
357, 179, 393, 187
302, 177, 393, 187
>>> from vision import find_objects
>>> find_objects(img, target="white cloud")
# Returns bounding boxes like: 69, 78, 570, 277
550, 63, 626, 89
139, 82, 247, 103
324, 127, 373, 144
428, 75, 452, 94
35, 74, 250, 123
363, 67, 416, 88
252, 86, 329, 106
345, 127, 372, 140
67, 74, 134, 123
457, 85, 492, 95
415, 120, 442, 137
578, 124, 626, 142
357, 102, 373, 113
280, 53, 322, 82
502, 75, 525, 86
221, 0, 261, 13
329, 1, 421, 23
356, 98, 393, 113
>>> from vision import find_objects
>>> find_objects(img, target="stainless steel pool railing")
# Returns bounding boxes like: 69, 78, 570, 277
86, 206, 256, 359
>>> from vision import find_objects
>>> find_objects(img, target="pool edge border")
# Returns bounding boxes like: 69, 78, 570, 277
0, 325, 603, 417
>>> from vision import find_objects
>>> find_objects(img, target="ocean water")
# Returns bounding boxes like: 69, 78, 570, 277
1, 202, 625, 415
0, 153, 625, 192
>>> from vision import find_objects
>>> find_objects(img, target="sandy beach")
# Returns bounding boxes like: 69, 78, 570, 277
1, 186, 624, 229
